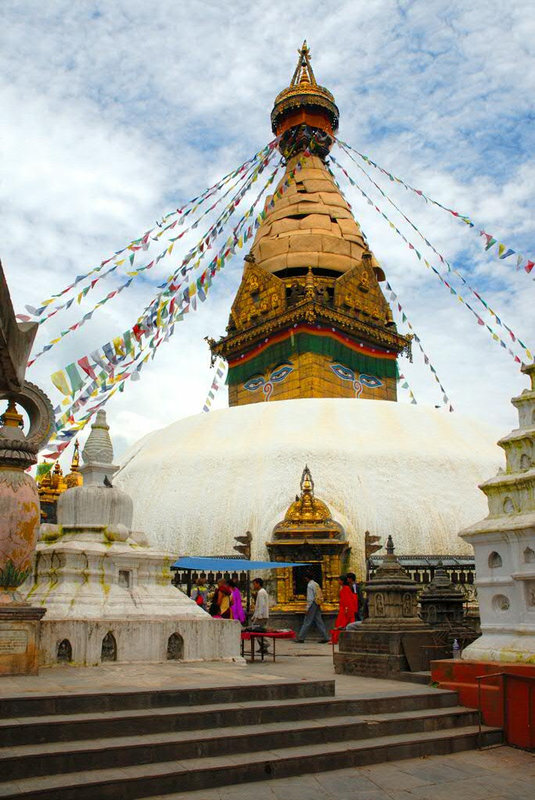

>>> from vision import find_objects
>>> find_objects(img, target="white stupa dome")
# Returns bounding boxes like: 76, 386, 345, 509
115, 398, 502, 566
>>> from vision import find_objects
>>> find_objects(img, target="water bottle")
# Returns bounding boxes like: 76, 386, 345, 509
452, 639, 461, 660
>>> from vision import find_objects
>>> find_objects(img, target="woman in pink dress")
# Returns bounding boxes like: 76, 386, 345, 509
228, 579, 246, 624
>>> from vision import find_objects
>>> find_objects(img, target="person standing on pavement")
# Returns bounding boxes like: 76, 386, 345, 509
251, 577, 270, 655
331, 575, 356, 644
295, 572, 330, 643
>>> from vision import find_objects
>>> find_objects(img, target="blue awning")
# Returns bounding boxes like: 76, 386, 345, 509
171, 557, 305, 571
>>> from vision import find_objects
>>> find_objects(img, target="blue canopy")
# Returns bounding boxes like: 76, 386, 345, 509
171, 557, 305, 571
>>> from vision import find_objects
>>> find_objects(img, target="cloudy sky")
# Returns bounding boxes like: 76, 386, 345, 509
1, 0, 534, 463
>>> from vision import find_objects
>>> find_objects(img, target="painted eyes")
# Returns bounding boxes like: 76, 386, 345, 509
270, 363, 293, 383
243, 363, 294, 394
330, 364, 383, 391
330, 363, 355, 381
359, 374, 383, 389
244, 375, 265, 392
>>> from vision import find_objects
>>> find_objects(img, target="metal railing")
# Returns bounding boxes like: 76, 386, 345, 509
476, 671, 535, 749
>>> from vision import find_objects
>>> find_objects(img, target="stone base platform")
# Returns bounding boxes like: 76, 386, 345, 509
0, 606, 46, 676
431, 658, 535, 750
334, 628, 440, 678
37, 616, 241, 667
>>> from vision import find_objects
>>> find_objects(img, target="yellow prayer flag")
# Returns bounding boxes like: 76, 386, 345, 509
113, 336, 125, 357
51, 370, 71, 396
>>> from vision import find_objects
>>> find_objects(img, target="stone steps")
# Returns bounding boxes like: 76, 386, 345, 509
0, 727, 502, 800
0, 680, 502, 799
0, 679, 334, 718
0, 687, 458, 747
0, 706, 479, 781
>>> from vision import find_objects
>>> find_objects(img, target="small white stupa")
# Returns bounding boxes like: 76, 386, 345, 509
24, 411, 240, 666
460, 362, 535, 663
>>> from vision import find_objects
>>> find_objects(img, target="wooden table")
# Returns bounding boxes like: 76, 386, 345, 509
240, 630, 296, 662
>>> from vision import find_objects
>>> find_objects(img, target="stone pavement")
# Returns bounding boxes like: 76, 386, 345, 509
146, 747, 535, 800
0, 640, 438, 700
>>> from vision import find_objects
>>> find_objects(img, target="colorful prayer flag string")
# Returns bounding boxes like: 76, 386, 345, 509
334, 144, 530, 363
385, 281, 453, 410
397, 373, 418, 405
18, 140, 279, 325
336, 138, 535, 279
202, 358, 228, 412
329, 157, 532, 365
47, 148, 310, 440
28, 147, 280, 366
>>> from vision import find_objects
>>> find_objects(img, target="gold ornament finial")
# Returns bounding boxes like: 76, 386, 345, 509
291, 40, 317, 88
1, 398, 23, 428
65, 438, 83, 489
71, 440, 80, 472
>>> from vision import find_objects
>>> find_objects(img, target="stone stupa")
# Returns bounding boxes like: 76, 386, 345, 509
460, 362, 535, 663
24, 411, 240, 666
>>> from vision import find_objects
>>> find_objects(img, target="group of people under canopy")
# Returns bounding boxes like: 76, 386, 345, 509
189, 571, 366, 644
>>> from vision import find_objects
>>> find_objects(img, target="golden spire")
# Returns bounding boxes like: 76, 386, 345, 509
65, 439, 83, 488
290, 41, 317, 87
284, 465, 332, 524
271, 41, 339, 144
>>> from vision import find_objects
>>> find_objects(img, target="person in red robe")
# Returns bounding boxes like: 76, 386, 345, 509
331, 575, 357, 644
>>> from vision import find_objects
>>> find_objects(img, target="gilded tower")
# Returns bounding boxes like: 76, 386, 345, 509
210, 43, 409, 406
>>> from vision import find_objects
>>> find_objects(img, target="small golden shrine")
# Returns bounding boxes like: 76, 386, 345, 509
37, 441, 83, 523
210, 43, 410, 407
267, 465, 349, 613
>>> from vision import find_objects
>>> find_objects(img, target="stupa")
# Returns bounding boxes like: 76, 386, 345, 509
115, 45, 502, 573
23, 411, 240, 666
459, 362, 535, 663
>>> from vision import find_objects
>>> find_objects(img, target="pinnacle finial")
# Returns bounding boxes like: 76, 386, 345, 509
71, 439, 80, 471
386, 535, 395, 556
290, 40, 317, 88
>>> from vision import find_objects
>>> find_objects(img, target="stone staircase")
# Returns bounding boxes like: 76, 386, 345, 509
0, 679, 502, 799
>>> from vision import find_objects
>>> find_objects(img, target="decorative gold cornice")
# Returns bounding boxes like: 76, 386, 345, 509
212, 298, 410, 360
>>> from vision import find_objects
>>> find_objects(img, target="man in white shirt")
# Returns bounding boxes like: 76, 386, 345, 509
251, 577, 269, 627
251, 577, 270, 655
296, 572, 330, 643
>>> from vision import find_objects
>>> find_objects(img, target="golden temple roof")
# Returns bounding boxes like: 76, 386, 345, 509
271, 466, 344, 541
284, 465, 332, 524
37, 440, 83, 503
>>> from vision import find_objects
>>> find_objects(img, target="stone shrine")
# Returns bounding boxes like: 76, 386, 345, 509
334, 535, 435, 677
419, 561, 478, 653
459, 362, 535, 663
266, 465, 349, 631
23, 411, 240, 666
